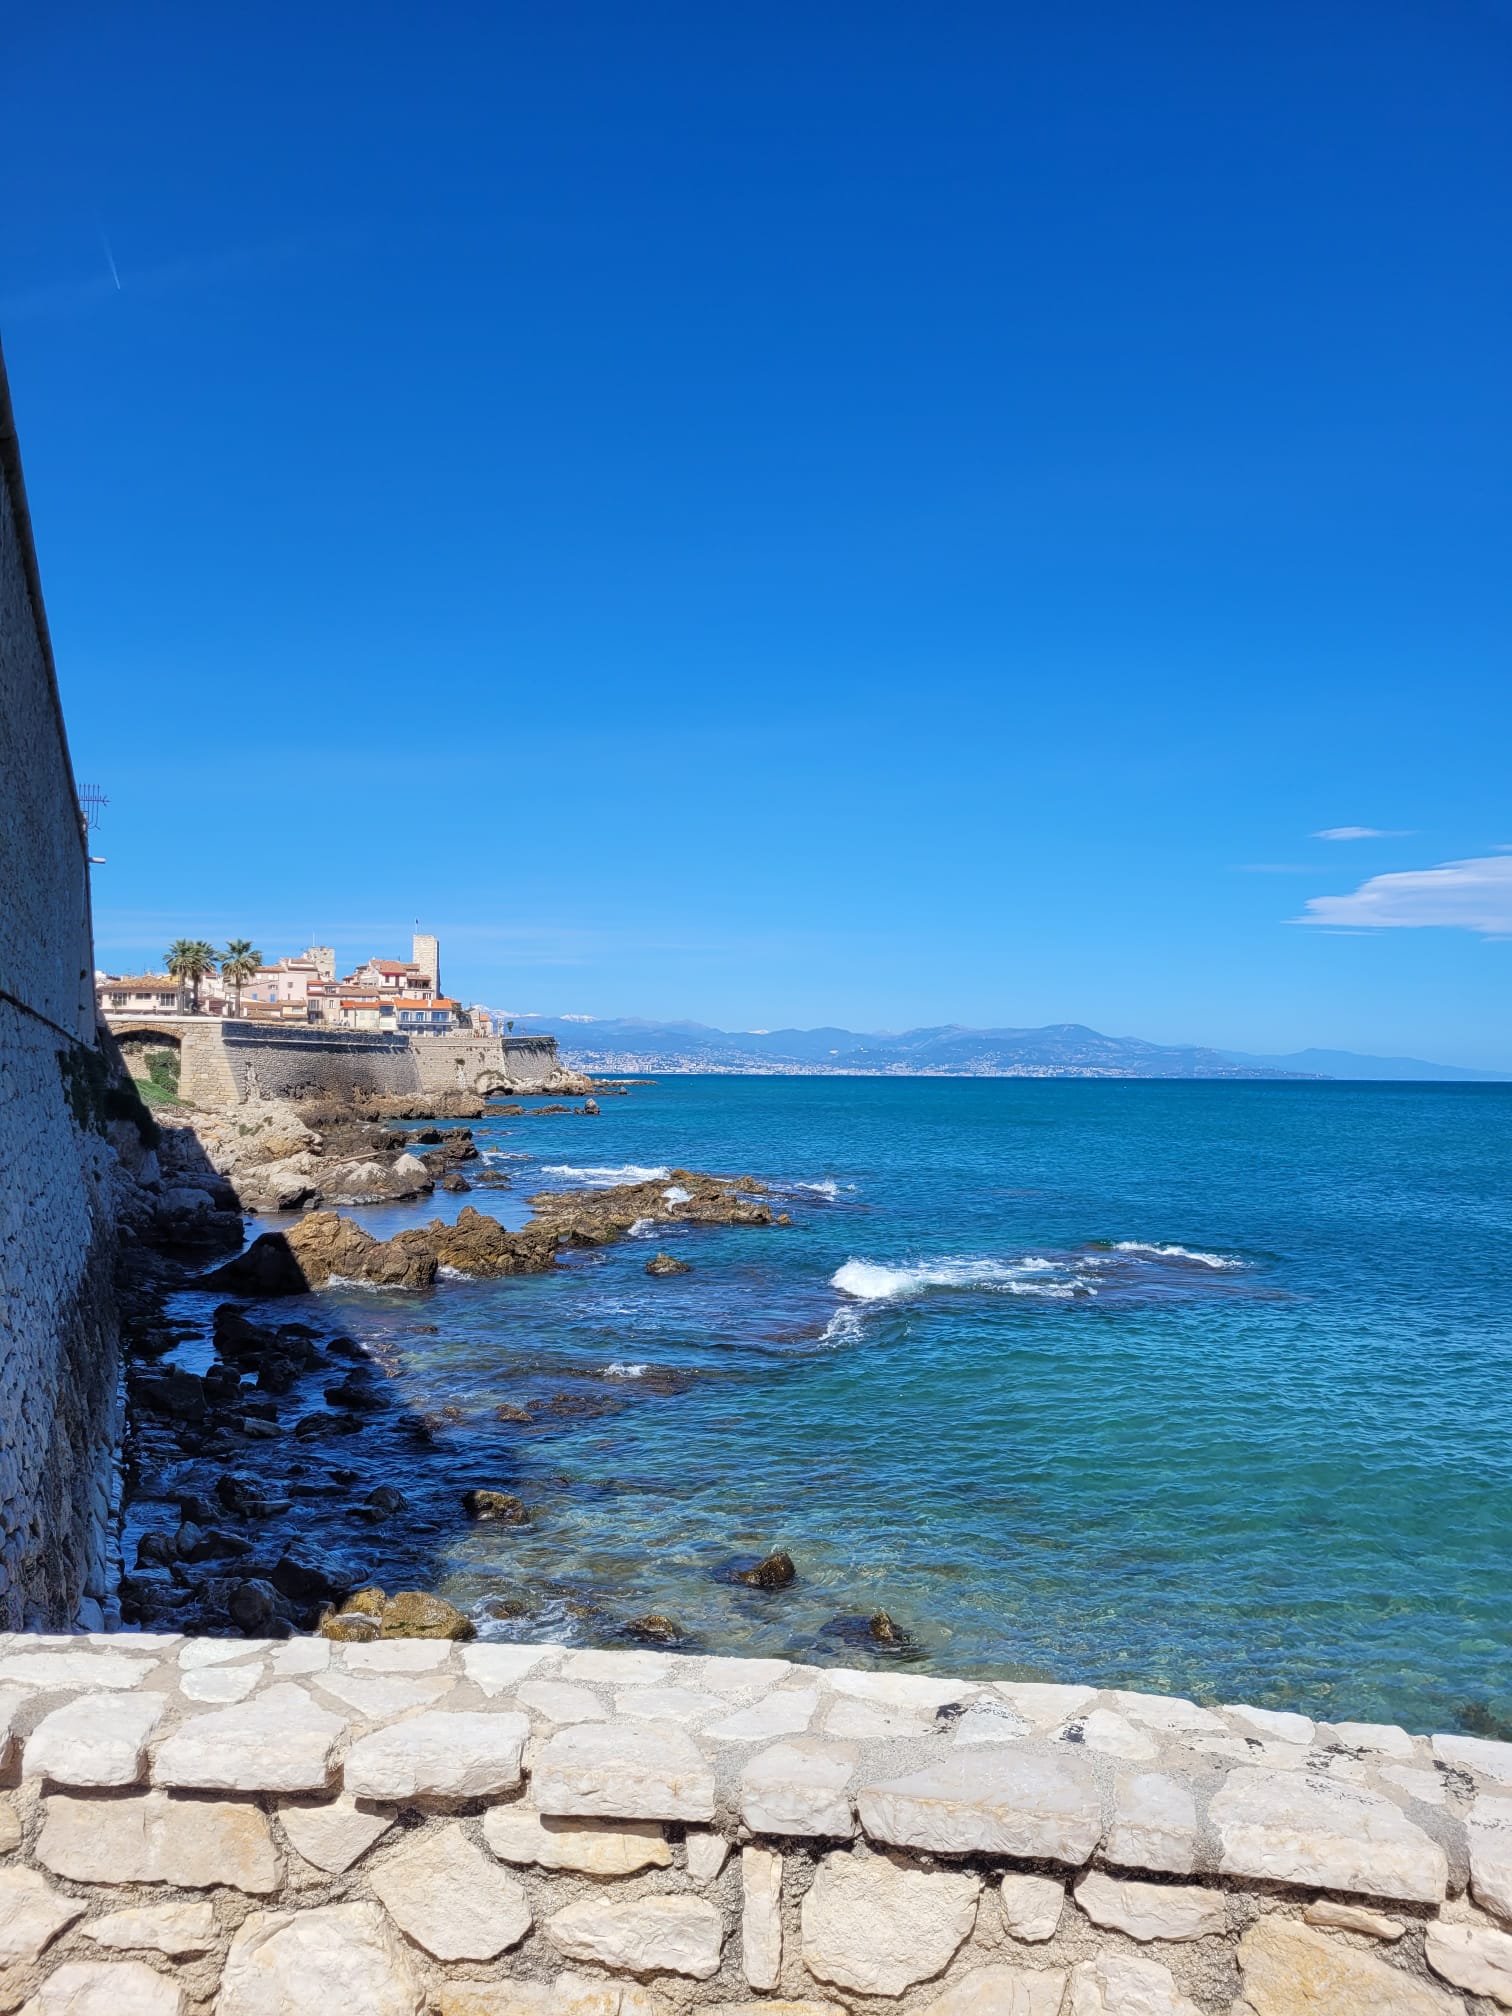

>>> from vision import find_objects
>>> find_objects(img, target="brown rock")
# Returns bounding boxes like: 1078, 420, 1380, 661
646, 1252, 692, 1276
735, 1552, 797, 1590
381, 1590, 475, 1640
463, 1490, 529, 1524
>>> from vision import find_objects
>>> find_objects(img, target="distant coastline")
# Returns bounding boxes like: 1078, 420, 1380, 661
497, 1014, 1511, 1083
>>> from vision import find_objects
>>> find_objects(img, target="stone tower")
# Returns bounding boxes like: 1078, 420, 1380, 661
413, 930, 440, 997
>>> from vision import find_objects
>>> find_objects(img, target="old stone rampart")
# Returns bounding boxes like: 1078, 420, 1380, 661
139, 1023, 567, 1107
0, 345, 120, 1634
0, 1639, 1508, 2014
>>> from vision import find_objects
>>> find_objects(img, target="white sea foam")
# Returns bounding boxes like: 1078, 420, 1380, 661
1112, 1241, 1241, 1269
830, 1256, 1086, 1302
437, 1264, 470, 1281
816, 1304, 868, 1348
661, 1184, 692, 1205
604, 1361, 649, 1378
538, 1164, 672, 1187
791, 1179, 843, 1200
627, 1217, 658, 1237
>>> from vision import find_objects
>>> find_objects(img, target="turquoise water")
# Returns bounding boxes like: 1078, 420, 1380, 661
262, 1078, 1511, 1729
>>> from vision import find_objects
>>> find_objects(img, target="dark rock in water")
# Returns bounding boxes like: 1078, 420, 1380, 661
480, 1595, 530, 1620
324, 1377, 385, 1412
139, 1367, 208, 1422
327, 1337, 367, 1360
624, 1613, 681, 1645
462, 1489, 529, 1524
177, 1494, 218, 1525
471, 1168, 512, 1188
272, 1549, 363, 1603
238, 1418, 282, 1441
414, 1127, 444, 1144
358, 1485, 408, 1523
228, 1579, 276, 1632
441, 1171, 470, 1193
733, 1550, 797, 1589
214, 1306, 281, 1360
776, 1213, 792, 1226
203, 1365, 243, 1407
645, 1252, 691, 1277
583, 1098, 600, 1115
176, 1522, 253, 1564
869, 1609, 908, 1646
136, 1529, 177, 1569
494, 1403, 534, 1424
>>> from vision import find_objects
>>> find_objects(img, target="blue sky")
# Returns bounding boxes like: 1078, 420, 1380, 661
5, 2, 1510, 1067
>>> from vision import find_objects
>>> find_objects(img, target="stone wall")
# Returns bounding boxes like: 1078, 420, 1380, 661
0, 1638, 1509, 2015
154, 1024, 566, 1107
0, 345, 120, 1634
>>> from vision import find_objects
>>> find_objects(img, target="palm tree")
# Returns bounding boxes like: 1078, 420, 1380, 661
164, 938, 218, 1013
219, 939, 264, 1016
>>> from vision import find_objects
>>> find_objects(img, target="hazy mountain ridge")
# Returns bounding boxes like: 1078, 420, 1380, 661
512, 1016, 1297, 1078
505, 1016, 1509, 1081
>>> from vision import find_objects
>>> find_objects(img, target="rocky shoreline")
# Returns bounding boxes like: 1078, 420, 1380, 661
110, 1089, 786, 1646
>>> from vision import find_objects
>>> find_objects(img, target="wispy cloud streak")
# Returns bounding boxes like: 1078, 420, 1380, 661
1297, 855, 1512, 937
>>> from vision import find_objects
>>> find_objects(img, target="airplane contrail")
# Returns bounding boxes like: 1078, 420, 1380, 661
97, 221, 121, 290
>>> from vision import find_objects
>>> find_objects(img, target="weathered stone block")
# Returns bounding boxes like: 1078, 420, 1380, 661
1105, 1771, 1198, 1875
920, 1966, 1068, 2016
153, 1683, 345, 1793
345, 1709, 528, 1799
742, 1740, 856, 1838
1068, 1953, 1202, 2016
278, 1793, 395, 1873
18, 1959, 183, 2016
1424, 1919, 1512, 2006
0, 1866, 86, 1965
531, 1721, 716, 1821
800, 1851, 979, 1996
24, 1692, 167, 1787
82, 1902, 216, 1956
1210, 1766, 1448, 1903
216, 1903, 423, 2016
36, 1789, 279, 1891
370, 1824, 531, 1960
1236, 1916, 1462, 2015
857, 1748, 1102, 1863
997, 1872, 1065, 1943
742, 1846, 783, 1991
547, 1895, 725, 1978
483, 1802, 670, 1875
1073, 1869, 1225, 1942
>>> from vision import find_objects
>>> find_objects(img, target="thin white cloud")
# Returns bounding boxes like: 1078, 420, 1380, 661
1297, 855, 1512, 937
1312, 826, 1414, 841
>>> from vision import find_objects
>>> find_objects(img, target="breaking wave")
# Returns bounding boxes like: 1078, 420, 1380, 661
1109, 1241, 1242, 1269
830, 1257, 1087, 1302
604, 1361, 649, 1378
538, 1164, 672, 1187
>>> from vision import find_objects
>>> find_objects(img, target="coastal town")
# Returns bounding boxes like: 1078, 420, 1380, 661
94, 930, 502, 1037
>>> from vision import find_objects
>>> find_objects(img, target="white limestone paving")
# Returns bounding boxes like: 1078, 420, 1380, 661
0, 1633, 1510, 2013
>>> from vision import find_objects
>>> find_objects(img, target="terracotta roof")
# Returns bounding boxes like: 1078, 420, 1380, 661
366, 959, 421, 972
393, 997, 458, 1009
99, 975, 180, 990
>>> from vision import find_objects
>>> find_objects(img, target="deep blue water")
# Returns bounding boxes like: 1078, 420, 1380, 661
209, 1078, 1512, 1730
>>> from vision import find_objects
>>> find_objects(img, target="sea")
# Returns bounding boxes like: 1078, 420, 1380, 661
172, 1075, 1512, 1733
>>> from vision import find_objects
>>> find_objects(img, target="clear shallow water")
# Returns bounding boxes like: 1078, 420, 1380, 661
205, 1078, 1512, 1729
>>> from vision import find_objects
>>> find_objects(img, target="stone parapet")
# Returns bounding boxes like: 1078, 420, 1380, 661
0, 1635, 1507, 2012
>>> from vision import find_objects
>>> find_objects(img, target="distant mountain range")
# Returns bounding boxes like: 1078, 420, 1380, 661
507, 1016, 1510, 1081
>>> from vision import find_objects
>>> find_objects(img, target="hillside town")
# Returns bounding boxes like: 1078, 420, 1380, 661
95, 930, 501, 1035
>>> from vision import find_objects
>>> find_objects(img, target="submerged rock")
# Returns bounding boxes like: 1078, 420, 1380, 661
645, 1252, 691, 1277
733, 1550, 797, 1590
624, 1613, 682, 1645
869, 1609, 908, 1646
462, 1489, 529, 1524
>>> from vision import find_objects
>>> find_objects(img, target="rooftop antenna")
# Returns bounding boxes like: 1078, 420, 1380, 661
78, 784, 108, 864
